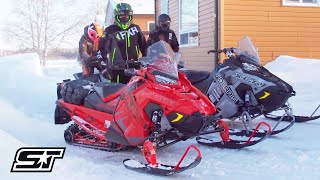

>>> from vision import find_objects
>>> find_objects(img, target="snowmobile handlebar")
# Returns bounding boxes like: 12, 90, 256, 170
124, 68, 138, 77
111, 60, 140, 67
207, 48, 235, 55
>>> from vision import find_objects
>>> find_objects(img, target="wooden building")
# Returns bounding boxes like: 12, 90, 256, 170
156, 0, 320, 71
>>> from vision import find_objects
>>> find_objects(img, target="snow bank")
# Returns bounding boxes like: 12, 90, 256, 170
265, 56, 320, 116
0, 53, 43, 76
0, 55, 80, 120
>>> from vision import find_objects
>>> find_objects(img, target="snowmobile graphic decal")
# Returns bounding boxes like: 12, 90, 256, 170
233, 72, 265, 87
214, 72, 239, 104
171, 113, 184, 123
259, 92, 270, 99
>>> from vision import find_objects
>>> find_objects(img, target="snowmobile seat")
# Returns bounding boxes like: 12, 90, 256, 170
73, 72, 100, 82
93, 82, 125, 99
182, 70, 211, 84
84, 92, 115, 113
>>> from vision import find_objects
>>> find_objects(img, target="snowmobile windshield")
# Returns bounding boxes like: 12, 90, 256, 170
140, 41, 179, 84
234, 36, 261, 66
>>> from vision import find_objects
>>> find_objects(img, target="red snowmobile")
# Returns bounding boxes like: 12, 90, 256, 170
54, 41, 270, 176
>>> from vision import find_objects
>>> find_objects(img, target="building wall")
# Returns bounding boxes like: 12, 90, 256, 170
155, 0, 161, 19
156, 0, 217, 71
133, 14, 155, 31
223, 0, 320, 64
133, 14, 155, 37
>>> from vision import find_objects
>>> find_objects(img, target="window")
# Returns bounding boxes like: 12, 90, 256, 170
283, 0, 320, 6
179, 0, 198, 46
148, 21, 155, 31
161, 0, 168, 14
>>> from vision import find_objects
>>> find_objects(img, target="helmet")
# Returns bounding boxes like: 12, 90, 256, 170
87, 23, 103, 43
114, 3, 133, 30
157, 14, 171, 31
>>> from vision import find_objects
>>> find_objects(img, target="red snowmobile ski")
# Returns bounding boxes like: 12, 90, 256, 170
54, 41, 270, 176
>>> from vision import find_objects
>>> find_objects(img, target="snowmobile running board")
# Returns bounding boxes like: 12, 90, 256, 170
123, 142, 201, 176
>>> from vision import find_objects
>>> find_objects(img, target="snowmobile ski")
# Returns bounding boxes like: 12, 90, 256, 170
196, 121, 271, 149
265, 103, 320, 122
265, 114, 320, 123
123, 141, 201, 176
230, 111, 295, 137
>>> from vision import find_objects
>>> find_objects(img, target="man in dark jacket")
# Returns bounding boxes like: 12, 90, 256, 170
79, 23, 104, 77
146, 14, 179, 52
99, 3, 147, 83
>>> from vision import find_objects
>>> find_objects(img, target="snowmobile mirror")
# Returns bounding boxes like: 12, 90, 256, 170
139, 57, 150, 67
174, 52, 182, 62
178, 61, 186, 69
124, 68, 138, 77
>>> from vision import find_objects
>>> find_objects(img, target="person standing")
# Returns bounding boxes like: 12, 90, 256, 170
78, 23, 105, 77
99, 3, 147, 83
146, 14, 179, 52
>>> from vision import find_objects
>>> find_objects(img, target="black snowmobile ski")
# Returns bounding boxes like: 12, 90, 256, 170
196, 121, 271, 149
265, 103, 320, 122
123, 158, 201, 176
123, 142, 201, 176
265, 114, 320, 123
229, 115, 295, 137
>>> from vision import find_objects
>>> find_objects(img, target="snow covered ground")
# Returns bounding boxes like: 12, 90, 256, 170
0, 54, 319, 180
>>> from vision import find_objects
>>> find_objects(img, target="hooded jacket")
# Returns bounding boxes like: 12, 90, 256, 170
78, 25, 99, 65
100, 23, 147, 70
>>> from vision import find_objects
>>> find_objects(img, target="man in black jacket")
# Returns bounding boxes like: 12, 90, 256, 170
146, 14, 179, 53
99, 3, 147, 83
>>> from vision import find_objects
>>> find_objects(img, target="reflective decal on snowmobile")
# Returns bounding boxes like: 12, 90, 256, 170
259, 91, 270, 99
171, 113, 184, 123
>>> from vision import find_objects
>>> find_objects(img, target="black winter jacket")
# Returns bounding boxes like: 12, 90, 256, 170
99, 24, 147, 70
146, 27, 179, 52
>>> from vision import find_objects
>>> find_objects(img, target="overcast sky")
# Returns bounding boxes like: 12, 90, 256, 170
0, 0, 154, 50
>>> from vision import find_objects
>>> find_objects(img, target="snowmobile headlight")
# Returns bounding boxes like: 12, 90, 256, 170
155, 75, 178, 85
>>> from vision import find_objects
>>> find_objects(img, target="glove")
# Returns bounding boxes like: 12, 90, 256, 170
85, 57, 98, 67
101, 68, 112, 80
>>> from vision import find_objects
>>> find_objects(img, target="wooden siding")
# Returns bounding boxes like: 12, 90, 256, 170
133, 14, 154, 38
166, 0, 217, 71
133, 15, 154, 32
224, 0, 320, 64
155, 0, 161, 21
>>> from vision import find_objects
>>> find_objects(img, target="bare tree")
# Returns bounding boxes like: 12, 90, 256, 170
7, 0, 89, 66
92, 0, 107, 15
